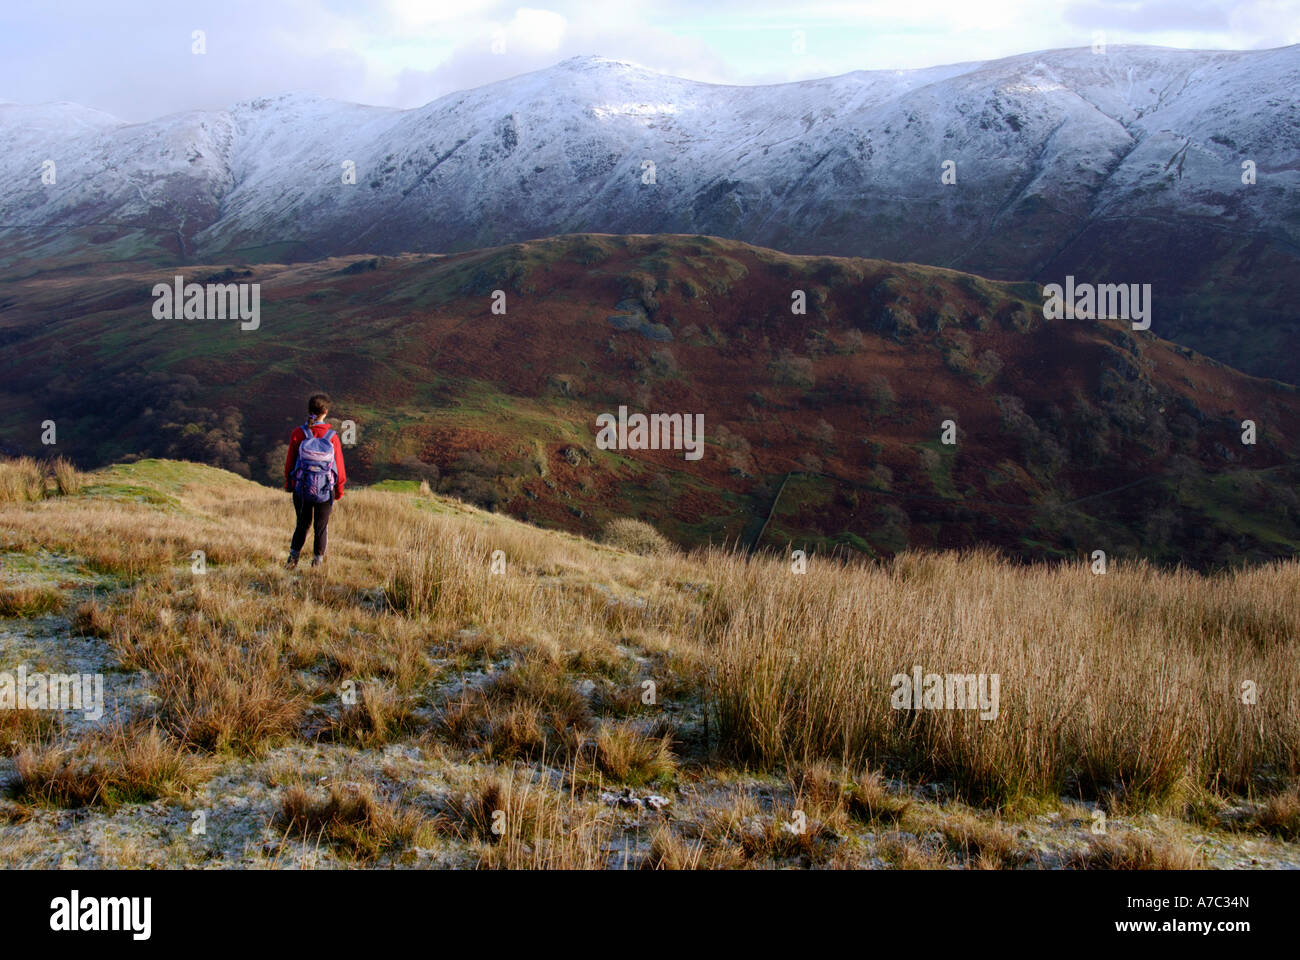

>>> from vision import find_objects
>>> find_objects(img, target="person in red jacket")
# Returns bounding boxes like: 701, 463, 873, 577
283, 393, 347, 568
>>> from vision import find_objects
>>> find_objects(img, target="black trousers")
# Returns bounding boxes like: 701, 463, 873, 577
291, 493, 333, 557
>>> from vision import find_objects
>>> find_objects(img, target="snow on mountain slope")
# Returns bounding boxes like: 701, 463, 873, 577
3, 46, 1295, 259
1, 45, 1298, 377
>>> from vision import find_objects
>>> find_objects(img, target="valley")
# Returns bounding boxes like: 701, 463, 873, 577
1, 233, 1296, 568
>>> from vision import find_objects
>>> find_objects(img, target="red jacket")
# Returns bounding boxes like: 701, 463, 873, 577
284, 421, 347, 498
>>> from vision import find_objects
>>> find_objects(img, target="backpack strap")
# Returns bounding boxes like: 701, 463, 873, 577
292, 423, 316, 478
323, 431, 338, 485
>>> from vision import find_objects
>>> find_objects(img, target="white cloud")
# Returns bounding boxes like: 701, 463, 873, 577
0, 0, 1294, 120
504, 8, 569, 53
387, 0, 498, 27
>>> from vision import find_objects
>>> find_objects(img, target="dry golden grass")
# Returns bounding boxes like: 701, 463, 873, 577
643, 823, 706, 869
327, 680, 420, 748
437, 656, 591, 761
698, 549, 1300, 806
110, 592, 308, 755
50, 457, 83, 496
0, 456, 1296, 869
688, 788, 839, 866
71, 599, 114, 637
792, 762, 912, 829
442, 768, 545, 843
0, 584, 64, 617
278, 781, 431, 862
589, 721, 677, 786
1063, 830, 1203, 869
442, 765, 613, 869
0, 704, 64, 755
0, 457, 47, 502
0, 456, 83, 501
0, 800, 37, 825
910, 806, 1026, 868
601, 518, 672, 556
879, 832, 952, 869
734, 811, 835, 864
12, 722, 212, 810
1255, 786, 1300, 840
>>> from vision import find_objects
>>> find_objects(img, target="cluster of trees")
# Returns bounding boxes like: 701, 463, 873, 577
28, 366, 251, 476
439, 451, 505, 510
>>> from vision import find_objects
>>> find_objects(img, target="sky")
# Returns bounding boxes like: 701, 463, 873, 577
1, 0, 1297, 121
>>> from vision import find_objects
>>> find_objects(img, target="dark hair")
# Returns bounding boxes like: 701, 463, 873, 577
308, 393, 330, 417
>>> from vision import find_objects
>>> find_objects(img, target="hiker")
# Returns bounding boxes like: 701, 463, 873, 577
284, 393, 347, 568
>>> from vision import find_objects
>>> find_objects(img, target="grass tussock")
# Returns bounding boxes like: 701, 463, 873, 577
913, 807, 1025, 869
0, 706, 64, 755
1255, 786, 1300, 841
1063, 830, 1203, 870
102, 577, 313, 754
713, 806, 836, 865
879, 831, 953, 869
793, 763, 913, 829
327, 681, 421, 748
441, 767, 612, 869
0, 584, 64, 617
589, 721, 677, 786
0, 800, 37, 825
111, 600, 306, 754
666, 788, 841, 868
150, 640, 307, 754
643, 823, 706, 869
50, 458, 84, 496
71, 599, 114, 637
601, 518, 673, 556
0, 458, 47, 502
0, 456, 84, 501
279, 781, 431, 862
438, 657, 591, 761
11, 723, 212, 810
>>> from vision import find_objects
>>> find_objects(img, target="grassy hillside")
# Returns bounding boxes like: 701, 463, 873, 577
1, 233, 1298, 570
1, 458, 1297, 868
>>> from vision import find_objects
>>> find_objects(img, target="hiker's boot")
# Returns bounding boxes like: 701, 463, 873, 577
311, 554, 325, 568
286, 550, 299, 569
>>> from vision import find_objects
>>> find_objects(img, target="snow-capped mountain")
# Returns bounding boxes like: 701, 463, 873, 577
2, 46, 1298, 378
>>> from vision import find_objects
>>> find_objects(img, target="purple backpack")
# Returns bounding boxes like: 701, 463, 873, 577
292, 422, 337, 504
